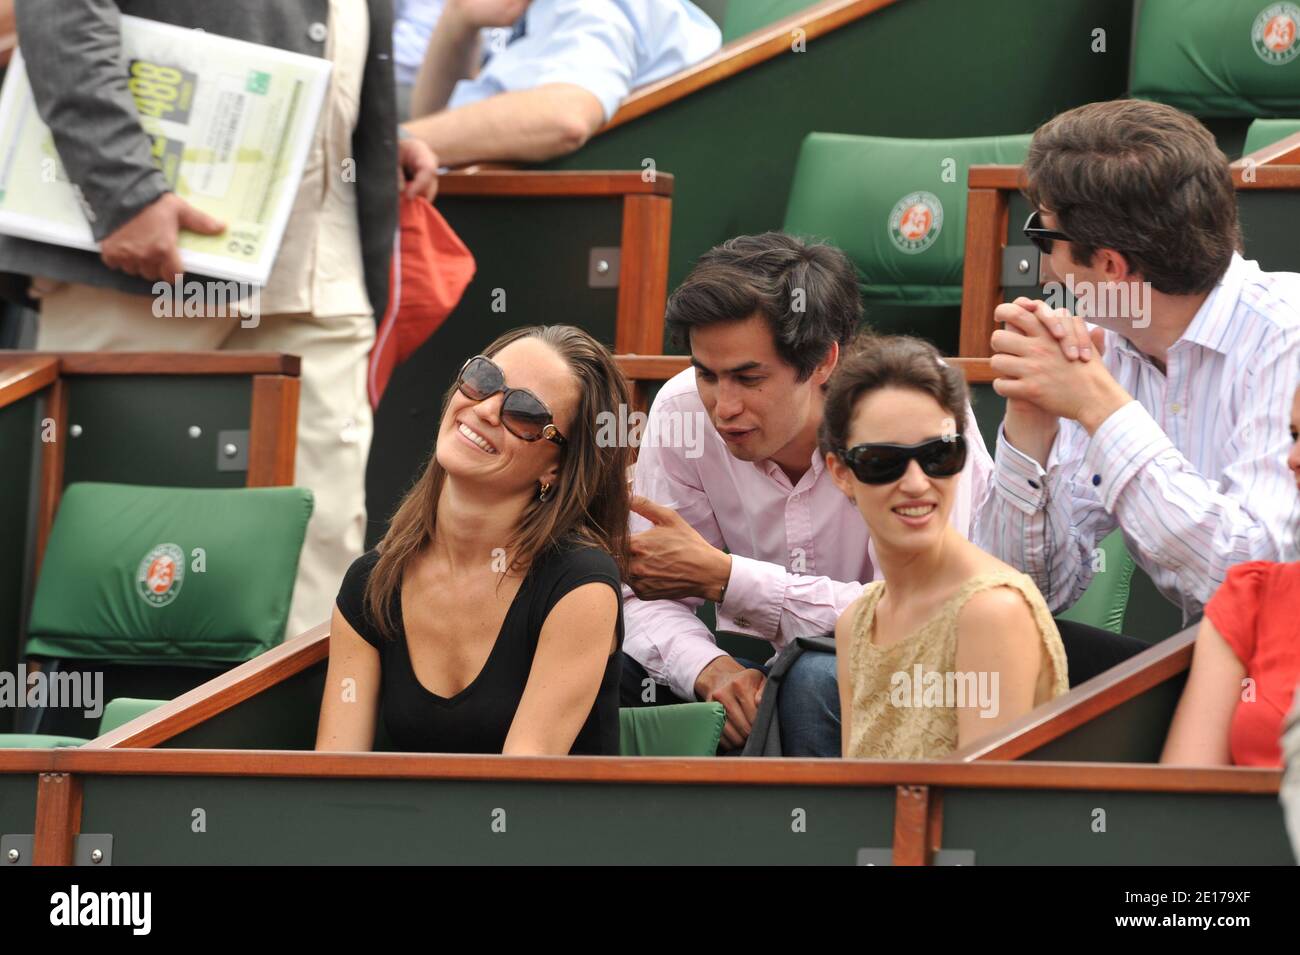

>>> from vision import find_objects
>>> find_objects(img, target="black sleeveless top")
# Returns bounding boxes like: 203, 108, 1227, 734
336, 543, 623, 755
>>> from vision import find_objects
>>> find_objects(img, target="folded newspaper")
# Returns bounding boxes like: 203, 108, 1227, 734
0, 16, 331, 285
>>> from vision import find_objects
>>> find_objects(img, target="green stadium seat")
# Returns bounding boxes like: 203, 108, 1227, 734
96, 697, 166, 736
619, 702, 727, 756
1130, 0, 1300, 117
782, 132, 1031, 350
1242, 117, 1300, 154
1052, 531, 1136, 635
1, 482, 312, 745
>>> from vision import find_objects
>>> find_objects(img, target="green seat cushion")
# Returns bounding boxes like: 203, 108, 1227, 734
722, 0, 813, 42
0, 733, 89, 748
619, 702, 727, 756
782, 132, 1032, 305
1242, 117, 1300, 154
97, 697, 167, 736
27, 483, 313, 666
1056, 530, 1136, 635
1131, 0, 1300, 117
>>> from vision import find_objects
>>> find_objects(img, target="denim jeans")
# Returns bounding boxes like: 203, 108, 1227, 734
619, 650, 841, 757
776, 650, 841, 757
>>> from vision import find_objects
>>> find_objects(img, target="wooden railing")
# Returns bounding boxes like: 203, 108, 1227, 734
950, 626, 1196, 762
437, 169, 672, 356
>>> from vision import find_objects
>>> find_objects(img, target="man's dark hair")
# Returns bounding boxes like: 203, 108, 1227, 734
1024, 99, 1241, 296
664, 232, 863, 381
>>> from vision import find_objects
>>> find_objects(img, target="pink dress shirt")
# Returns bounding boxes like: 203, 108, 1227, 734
624, 367, 995, 700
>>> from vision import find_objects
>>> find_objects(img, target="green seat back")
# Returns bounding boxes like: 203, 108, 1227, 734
97, 697, 167, 735
782, 132, 1032, 306
619, 702, 727, 756
1056, 530, 1136, 634
1131, 0, 1300, 117
0, 734, 89, 748
26, 483, 313, 666
1243, 117, 1300, 154
722, 0, 813, 41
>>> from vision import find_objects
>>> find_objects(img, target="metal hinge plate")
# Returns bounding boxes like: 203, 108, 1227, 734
1002, 244, 1041, 288
216, 429, 249, 472
588, 247, 621, 288
2, 834, 33, 866
856, 847, 976, 865
75, 833, 114, 866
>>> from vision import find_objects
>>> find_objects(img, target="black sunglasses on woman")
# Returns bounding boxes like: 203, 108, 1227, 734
456, 355, 568, 446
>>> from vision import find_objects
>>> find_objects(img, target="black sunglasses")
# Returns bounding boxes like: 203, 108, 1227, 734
837, 434, 967, 485
456, 355, 567, 446
1023, 210, 1072, 256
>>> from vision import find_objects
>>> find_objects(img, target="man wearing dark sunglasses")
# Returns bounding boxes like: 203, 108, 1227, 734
977, 99, 1300, 621
621, 232, 994, 755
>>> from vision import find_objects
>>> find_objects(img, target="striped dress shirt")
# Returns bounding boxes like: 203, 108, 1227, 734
975, 254, 1300, 622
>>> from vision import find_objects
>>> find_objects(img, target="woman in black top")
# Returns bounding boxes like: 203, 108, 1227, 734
316, 326, 632, 755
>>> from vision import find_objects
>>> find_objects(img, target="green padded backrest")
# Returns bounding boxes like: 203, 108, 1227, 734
27, 483, 313, 665
619, 703, 727, 756
1056, 530, 1136, 634
1130, 0, 1300, 117
722, 0, 811, 41
97, 697, 166, 736
0, 734, 88, 748
1243, 116, 1300, 153
782, 132, 1032, 305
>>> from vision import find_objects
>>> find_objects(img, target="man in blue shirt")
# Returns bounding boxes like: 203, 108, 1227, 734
403, 0, 720, 165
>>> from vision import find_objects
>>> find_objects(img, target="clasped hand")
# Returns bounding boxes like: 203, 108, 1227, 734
990, 297, 1128, 434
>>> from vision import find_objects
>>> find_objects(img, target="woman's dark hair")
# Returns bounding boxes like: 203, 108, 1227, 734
665, 231, 863, 381
1024, 99, 1241, 295
818, 334, 968, 455
364, 325, 632, 638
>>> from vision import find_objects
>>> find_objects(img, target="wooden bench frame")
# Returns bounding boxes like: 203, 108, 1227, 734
437, 170, 672, 357
0, 351, 301, 577
958, 162, 1300, 357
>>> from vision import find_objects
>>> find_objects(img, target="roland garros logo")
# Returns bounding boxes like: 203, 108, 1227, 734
136, 543, 185, 608
888, 191, 943, 254
1253, 3, 1300, 64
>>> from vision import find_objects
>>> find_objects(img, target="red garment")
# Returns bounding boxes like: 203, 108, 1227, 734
1205, 561, 1300, 767
368, 197, 476, 408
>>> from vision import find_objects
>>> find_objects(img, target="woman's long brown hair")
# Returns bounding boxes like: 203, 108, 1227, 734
363, 325, 633, 638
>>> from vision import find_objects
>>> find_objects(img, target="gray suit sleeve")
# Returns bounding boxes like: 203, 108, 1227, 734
16, 0, 168, 239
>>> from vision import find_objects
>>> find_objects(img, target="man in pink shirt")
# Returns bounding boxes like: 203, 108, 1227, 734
622, 232, 994, 754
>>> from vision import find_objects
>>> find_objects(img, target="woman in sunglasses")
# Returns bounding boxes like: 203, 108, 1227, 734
316, 325, 632, 755
820, 335, 1068, 759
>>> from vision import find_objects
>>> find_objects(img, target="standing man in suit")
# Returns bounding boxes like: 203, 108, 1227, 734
1, 0, 438, 638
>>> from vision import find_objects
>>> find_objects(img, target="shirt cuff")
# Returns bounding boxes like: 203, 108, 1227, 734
716, 554, 786, 642
1083, 400, 1172, 511
993, 423, 1049, 514
664, 638, 728, 703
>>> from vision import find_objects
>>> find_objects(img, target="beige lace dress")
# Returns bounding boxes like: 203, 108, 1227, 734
845, 571, 1069, 760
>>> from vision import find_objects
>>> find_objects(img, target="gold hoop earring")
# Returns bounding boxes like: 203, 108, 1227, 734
538, 481, 552, 502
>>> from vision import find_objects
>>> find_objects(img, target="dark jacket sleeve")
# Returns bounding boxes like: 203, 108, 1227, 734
15, 0, 168, 239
